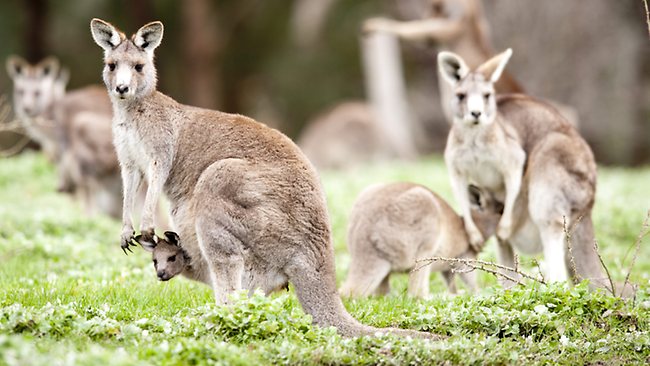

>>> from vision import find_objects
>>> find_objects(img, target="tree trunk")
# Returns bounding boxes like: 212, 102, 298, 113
23, 0, 48, 62
181, 0, 220, 109
361, 32, 417, 159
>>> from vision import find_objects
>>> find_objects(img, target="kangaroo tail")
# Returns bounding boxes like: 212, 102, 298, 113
285, 254, 440, 339
569, 214, 608, 289
570, 214, 636, 297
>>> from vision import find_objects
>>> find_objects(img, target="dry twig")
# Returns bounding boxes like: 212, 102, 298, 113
563, 215, 582, 283
593, 239, 616, 296
414, 256, 545, 286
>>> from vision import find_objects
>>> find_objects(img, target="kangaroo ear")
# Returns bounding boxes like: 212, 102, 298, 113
91, 18, 124, 51
164, 231, 180, 246
438, 51, 470, 86
468, 185, 483, 210
6, 55, 28, 80
140, 240, 157, 253
56, 67, 70, 86
133, 21, 164, 53
476, 48, 512, 83
36, 57, 60, 78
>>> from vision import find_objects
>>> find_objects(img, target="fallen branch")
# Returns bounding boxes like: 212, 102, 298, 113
414, 256, 545, 286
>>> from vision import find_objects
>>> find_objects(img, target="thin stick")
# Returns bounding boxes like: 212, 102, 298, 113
449, 262, 527, 287
623, 209, 650, 294
593, 239, 615, 296
563, 215, 582, 283
415, 256, 545, 284
532, 258, 546, 284
514, 253, 520, 274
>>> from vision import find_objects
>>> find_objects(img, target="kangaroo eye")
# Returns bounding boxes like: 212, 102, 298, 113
168, 255, 176, 262
153, 259, 158, 265
484, 93, 491, 100
107, 63, 116, 71
135, 64, 144, 72
456, 93, 466, 102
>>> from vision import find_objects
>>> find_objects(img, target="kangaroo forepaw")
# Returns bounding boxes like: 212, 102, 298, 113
134, 228, 157, 246
468, 230, 485, 252
497, 219, 513, 241
120, 229, 137, 255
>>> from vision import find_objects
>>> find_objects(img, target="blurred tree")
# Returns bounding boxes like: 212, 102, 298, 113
181, 0, 219, 109
23, 0, 49, 62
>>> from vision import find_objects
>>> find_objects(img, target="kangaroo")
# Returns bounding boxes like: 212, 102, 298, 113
141, 230, 291, 293
438, 49, 609, 290
6, 56, 70, 160
297, 101, 388, 170
90, 18, 437, 339
339, 182, 501, 298
363, 0, 579, 127
6, 55, 122, 215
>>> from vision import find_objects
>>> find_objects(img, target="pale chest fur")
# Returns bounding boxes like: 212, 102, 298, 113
112, 107, 151, 174
445, 122, 525, 200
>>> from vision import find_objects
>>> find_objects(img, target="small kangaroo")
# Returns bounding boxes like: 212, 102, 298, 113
141, 231, 291, 293
438, 49, 606, 288
339, 182, 501, 298
90, 18, 437, 339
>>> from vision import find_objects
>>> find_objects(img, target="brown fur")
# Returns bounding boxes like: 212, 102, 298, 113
91, 18, 439, 339
339, 182, 501, 298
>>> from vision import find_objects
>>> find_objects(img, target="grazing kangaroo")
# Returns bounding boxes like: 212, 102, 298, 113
363, 0, 579, 127
90, 18, 437, 339
297, 101, 388, 170
438, 49, 607, 289
339, 182, 501, 298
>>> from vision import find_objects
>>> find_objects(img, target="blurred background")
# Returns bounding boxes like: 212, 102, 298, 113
0, 0, 648, 165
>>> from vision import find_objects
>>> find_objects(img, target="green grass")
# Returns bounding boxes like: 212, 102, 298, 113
0, 153, 649, 365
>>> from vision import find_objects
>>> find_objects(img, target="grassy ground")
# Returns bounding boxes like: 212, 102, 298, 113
0, 153, 648, 365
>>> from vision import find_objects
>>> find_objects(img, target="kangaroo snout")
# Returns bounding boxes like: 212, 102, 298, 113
470, 111, 481, 118
115, 85, 129, 95
157, 269, 170, 281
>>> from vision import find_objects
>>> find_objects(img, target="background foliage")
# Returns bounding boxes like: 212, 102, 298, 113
0, 0, 648, 164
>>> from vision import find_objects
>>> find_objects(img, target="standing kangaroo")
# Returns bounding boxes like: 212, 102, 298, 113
90, 18, 436, 339
339, 182, 501, 298
438, 49, 606, 288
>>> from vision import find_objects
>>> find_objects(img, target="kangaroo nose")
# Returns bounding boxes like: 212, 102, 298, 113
115, 85, 129, 94
471, 111, 481, 118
